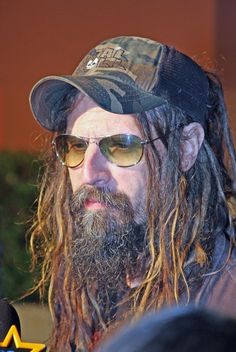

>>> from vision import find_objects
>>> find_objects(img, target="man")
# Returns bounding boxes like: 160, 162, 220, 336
29, 36, 236, 351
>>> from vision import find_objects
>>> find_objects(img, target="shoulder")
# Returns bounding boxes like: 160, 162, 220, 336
195, 236, 236, 317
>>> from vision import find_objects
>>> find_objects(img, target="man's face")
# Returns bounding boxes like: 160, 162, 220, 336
66, 93, 148, 224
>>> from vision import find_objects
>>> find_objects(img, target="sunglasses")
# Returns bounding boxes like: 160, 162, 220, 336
52, 134, 159, 168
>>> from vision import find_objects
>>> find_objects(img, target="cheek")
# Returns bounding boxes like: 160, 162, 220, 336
68, 169, 81, 192
115, 166, 148, 202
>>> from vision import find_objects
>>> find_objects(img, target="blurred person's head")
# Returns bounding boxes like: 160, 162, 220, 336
97, 307, 236, 352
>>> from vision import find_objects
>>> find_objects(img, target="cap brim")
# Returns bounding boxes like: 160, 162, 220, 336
29, 74, 165, 131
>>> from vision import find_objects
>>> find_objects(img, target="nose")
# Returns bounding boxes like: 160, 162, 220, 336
81, 143, 111, 187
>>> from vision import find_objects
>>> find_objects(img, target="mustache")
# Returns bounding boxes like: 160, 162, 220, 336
70, 185, 133, 210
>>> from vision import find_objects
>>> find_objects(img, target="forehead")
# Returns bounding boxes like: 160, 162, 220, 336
66, 93, 143, 137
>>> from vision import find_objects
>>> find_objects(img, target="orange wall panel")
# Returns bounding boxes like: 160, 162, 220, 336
0, 88, 4, 149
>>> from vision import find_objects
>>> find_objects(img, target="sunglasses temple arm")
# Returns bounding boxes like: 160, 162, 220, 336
141, 136, 160, 145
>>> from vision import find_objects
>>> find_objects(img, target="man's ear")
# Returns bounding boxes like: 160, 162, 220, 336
180, 122, 205, 171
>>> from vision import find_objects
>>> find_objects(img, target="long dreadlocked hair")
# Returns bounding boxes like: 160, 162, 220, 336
28, 71, 236, 351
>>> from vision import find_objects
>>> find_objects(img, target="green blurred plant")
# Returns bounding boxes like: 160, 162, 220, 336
0, 151, 41, 302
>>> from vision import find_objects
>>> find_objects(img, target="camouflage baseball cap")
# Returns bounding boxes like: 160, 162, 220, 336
29, 36, 209, 131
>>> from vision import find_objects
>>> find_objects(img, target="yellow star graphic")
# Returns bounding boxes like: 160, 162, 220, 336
0, 325, 46, 351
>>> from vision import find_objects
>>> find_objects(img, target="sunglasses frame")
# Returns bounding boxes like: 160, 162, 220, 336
52, 133, 160, 168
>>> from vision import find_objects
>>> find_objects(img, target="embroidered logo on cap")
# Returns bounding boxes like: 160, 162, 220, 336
85, 44, 128, 72
86, 57, 99, 69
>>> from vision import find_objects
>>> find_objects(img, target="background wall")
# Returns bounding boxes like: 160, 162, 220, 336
216, 0, 236, 136
1, 0, 235, 152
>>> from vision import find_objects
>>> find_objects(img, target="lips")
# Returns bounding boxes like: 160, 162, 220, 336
84, 199, 105, 209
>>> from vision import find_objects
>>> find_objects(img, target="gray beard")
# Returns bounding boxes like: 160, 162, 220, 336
69, 185, 147, 290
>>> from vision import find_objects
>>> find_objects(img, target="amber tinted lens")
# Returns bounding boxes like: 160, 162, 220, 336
99, 134, 143, 167
54, 135, 87, 167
